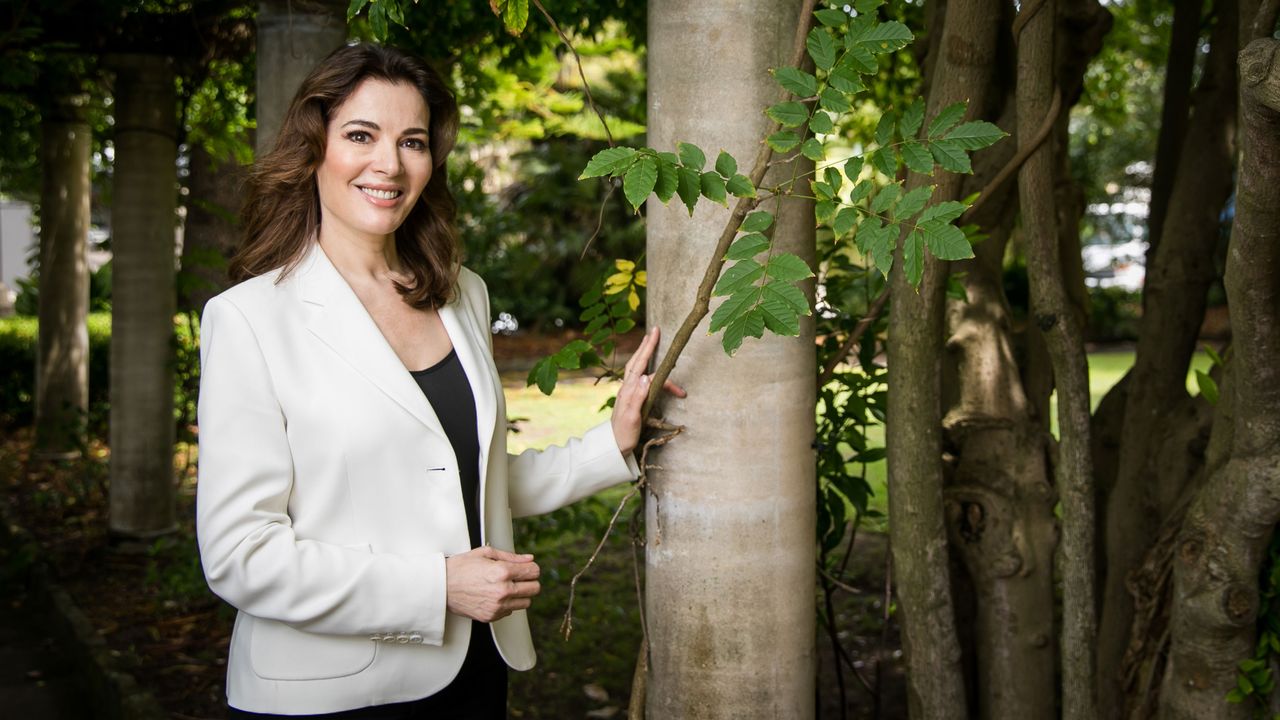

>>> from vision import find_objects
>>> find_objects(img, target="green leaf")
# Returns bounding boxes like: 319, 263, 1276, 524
552, 339, 593, 369
946, 273, 969, 302
385, 0, 404, 27
944, 120, 1007, 150
875, 112, 895, 147
807, 27, 838, 71
715, 151, 738, 178
919, 200, 968, 224
767, 101, 809, 128
928, 102, 967, 138
899, 98, 925, 138
904, 230, 925, 286
854, 0, 885, 12
765, 253, 814, 282
741, 210, 774, 233
801, 138, 825, 162
726, 233, 770, 261
726, 174, 756, 198
842, 43, 878, 74
920, 220, 973, 260
812, 181, 835, 201
774, 67, 818, 97
858, 21, 912, 53
658, 151, 680, 166
677, 166, 701, 215
814, 7, 849, 27
580, 147, 637, 179
930, 139, 971, 173
816, 200, 837, 225
721, 307, 766, 356
829, 66, 866, 94
654, 156, 679, 203
709, 286, 760, 333
700, 171, 728, 205
713, 259, 765, 297
871, 147, 897, 176
1203, 344, 1224, 367
759, 284, 804, 336
346, 0, 370, 21
819, 88, 852, 114
368, 2, 388, 41
501, 0, 529, 34
833, 207, 859, 237
767, 130, 802, 152
1196, 370, 1220, 405
900, 141, 933, 174
765, 279, 810, 315
824, 166, 843, 191
844, 156, 864, 182
809, 111, 835, 135
528, 357, 558, 395
871, 183, 901, 214
623, 155, 658, 211
678, 141, 706, 170
894, 185, 935, 221
856, 219, 895, 277
614, 318, 636, 334
579, 303, 604, 322
850, 179, 874, 203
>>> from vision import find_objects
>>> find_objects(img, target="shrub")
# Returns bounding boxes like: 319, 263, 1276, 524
0, 312, 200, 439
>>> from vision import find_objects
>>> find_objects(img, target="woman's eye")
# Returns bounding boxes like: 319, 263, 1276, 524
402, 138, 428, 151
344, 130, 371, 143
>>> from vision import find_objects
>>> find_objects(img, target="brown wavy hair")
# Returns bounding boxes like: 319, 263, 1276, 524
231, 43, 461, 309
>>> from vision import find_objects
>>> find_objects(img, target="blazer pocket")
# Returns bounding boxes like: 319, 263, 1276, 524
249, 544, 377, 681
249, 619, 377, 681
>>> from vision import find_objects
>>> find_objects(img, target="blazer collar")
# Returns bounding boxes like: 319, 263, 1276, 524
294, 242, 497, 451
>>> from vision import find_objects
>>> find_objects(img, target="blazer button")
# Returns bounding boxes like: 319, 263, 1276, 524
408, 634, 423, 644
396, 634, 409, 644
369, 635, 381, 642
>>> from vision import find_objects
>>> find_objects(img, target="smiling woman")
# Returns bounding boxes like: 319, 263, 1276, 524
195, 43, 681, 720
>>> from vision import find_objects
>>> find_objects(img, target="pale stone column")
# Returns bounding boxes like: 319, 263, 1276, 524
645, 2, 816, 718
256, 0, 346, 156
108, 54, 178, 538
35, 91, 91, 455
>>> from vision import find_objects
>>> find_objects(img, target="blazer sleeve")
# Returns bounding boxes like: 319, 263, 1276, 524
195, 295, 449, 644
458, 270, 641, 518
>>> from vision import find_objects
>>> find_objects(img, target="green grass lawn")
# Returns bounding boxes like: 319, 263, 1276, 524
502, 349, 1217, 528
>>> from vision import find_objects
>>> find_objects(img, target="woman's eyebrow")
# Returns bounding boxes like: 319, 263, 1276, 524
341, 119, 428, 136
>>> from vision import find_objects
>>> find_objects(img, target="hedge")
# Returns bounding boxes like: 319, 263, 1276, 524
0, 312, 201, 439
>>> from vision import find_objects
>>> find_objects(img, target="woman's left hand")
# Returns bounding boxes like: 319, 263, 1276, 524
611, 326, 687, 456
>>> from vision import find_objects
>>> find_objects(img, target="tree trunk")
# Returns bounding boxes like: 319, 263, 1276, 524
1097, 2, 1239, 711
1017, 0, 1101, 716
255, 0, 345, 156
179, 142, 243, 312
1146, 0, 1205, 262
35, 88, 91, 456
107, 54, 178, 539
1161, 35, 1280, 719
644, 2, 816, 717
886, 0, 1009, 716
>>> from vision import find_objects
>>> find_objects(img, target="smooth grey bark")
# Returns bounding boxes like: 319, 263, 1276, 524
644, 2, 816, 718
35, 90, 91, 455
107, 54, 179, 539
255, 0, 345, 156
1016, 0, 1099, 716
1097, 2, 1239, 711
1161, 35, 1280, 720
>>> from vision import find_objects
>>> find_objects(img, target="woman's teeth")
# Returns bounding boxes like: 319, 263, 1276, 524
360, 187, 401, 200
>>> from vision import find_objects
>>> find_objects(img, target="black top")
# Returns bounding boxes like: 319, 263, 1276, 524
409, 348, 482, 549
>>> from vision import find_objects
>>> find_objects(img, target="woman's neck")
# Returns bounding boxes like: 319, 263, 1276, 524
317, 226, 404, 285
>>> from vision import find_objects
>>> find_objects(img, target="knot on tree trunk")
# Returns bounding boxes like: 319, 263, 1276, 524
1035, 313, 1057, 331
1240, 38, 1280, 113
1220, 583, 1257, 626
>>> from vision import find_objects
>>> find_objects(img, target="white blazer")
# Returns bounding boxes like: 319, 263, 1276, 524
196, 242, 639, 715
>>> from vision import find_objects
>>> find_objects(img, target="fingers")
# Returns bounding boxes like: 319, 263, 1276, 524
477, 545, 535, 564
663, 379, 687, 398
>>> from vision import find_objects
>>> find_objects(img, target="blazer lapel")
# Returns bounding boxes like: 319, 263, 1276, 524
439, 295, 498, 486
296, 243, 445, 437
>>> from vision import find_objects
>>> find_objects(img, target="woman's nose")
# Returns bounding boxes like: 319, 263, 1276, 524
371, 140, 402, 175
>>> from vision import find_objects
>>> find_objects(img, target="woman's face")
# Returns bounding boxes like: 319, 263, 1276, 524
315, 78, 432, 245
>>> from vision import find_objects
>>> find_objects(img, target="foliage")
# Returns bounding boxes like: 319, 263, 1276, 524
1087, 286, 1143, 342
0, 313, 199, 441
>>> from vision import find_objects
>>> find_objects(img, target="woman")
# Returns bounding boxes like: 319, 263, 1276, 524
196, 43, 679, 718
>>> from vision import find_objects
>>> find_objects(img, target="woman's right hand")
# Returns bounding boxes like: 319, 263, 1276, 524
445, 546, 541, 622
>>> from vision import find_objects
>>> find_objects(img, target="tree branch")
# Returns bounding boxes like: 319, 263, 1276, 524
641, 0, 821, 419
531, 0, 614, 146
816, 287, 890, 389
